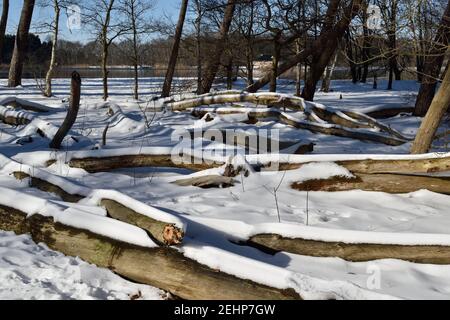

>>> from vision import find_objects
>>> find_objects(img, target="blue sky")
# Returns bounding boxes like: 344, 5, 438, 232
2, 0, 181, 42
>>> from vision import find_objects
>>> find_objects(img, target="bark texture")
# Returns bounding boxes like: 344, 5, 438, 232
8, 0, 35, 87
199, 0, 236, 94
161, 0, 189, 98
49, 71, 81, 149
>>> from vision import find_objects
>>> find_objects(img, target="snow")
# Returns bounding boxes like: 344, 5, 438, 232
0, 77, 449, 300
0, 231, 163, 300
0, 187, 157, 248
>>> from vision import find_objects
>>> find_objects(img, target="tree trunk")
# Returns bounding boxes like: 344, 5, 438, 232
50, 71, 81, 149
301, 0, 343, 101
8, 0, 35, 87
199, 0, 236, 94
226, 58, 233, 90
194, 3, 203, 94
131, 2, 139, 100
161, 0, 189, 98
101, 0, 115, 101
414, 0, 450, 116
246, 45, 254, 86
249, 233, 450, 265
295, 40, 302, 97
102, 44, 109, 101
270, 37, 281, 92
44, 0, 60, 98
361, 10, 370, 83
0, 0, 9, 64
321, 50, 338, 92
411, 62, 450, 154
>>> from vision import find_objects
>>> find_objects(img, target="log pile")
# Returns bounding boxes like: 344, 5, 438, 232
0, 204, 300, 300
184, 90, 411, 146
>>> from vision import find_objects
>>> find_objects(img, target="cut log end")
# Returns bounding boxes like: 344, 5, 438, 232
163, 225, 184, 246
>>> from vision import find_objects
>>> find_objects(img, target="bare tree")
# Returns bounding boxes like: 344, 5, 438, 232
411, 56, 450, 154
0, 0, 9, 64
199, 0, 237, 94
43, 0, 61, 97
8, 0, 36, 87
120, 0, 154, 100
84, 0, 129, 101
161, 0, 189, 98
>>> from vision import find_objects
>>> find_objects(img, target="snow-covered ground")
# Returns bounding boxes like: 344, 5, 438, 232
0, 77, 449, 300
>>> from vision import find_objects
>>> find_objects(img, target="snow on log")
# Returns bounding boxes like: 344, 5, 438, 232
11, 171, 185, 246
186, 128, 314, 154
192, 106, 409, 146
291, 173, 450, 195
68, 154, 220, 173
0, 105, 90, 146
165, 92, 306, 111
99, 199, 183, 246
252, 153, 450, 174
1, 153, 186, 246
0, 96, 53, 113
248, 234, 450, 264
0, 204, 301, 300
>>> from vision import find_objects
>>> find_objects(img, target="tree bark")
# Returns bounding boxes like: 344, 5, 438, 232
295, 40, 302, 96
292, 173, 450, 195
0, 0, 9, 64
44, 0, 60, 97
8, 0, 35, 87
161, 0, 189, 98
321, 50, 338, 92
301, 0, 343, 101
270, 36, 281, 92
411, 61, 450, 154
199, 0, 236, 94
49, 71, 81, 149
131, 1, 139, 100
101, 0, 115, 101
414, 0, 450, 117
249, 234, 450, 265
194, 0, 203, 93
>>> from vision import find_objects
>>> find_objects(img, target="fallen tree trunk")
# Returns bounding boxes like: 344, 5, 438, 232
187, 128, 313, 154
13, 171, 84, 202
0, 107, 31, 125
0, 96, 51, 112
100, 199, 183, 246
0, 205, 301, 300
172, 175, 236, 189
248, 234, 450, 264
291, 173, 450, 195
166, 92, 306, 111
12, 171, 184, 246
271, 155, 450, 174
68, 154, 223, 173
192, 107, 408, 146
